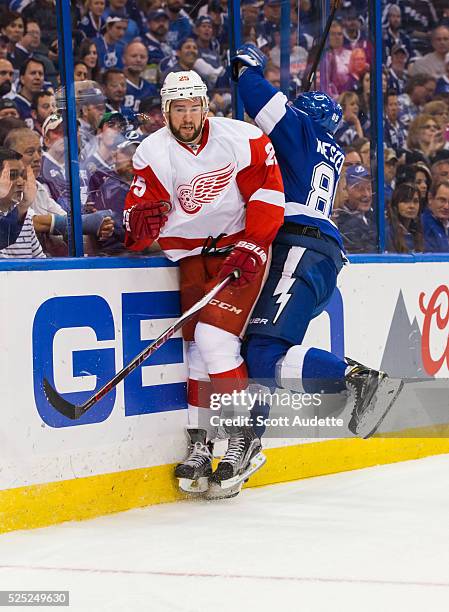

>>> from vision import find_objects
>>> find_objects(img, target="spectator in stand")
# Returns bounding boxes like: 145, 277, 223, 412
102, 68, 127, 113
77, 82, 105, 158
31, 90, 56, 138
207, 0, 228, 50
0, 147, 46, 259
137, 95, 164, 136
0, 12, 24, 55
387, 44, 409, 95
91, 139, 139, 254
195, 16, 221, 72
435, 52, 449, 94
409, 25, 449, 79
0, 117, 26, 145
82, 111, 127, 206
166, 0, 193, 50
9, 20, 56, 86
123, 41, 158, 113
423, 100, 449, 140
40, 114, 71, 211
269, 24, 308, 86
0, 58, 14, 97
79, 0, 106, 40
74, 62, 89, 82
343, 146, 363, 169
390, 0, 438, 57
241, 0, 260, 29
353, 136, 371, 169
78, 39, 101, 82
398, 74, 436, 128
322, 21, 352, 97
22, 0, 58, 50
422, 179, 449, 251
94, 15, 128, 71
382, 5, 413, 61
144, 9, 173, 67
431, 158, 449, 184
8, 58, 45, 129
396, 161, 432, 208
333, 164, 377, 253
0, 98, 19, 119
160, 37, 198, 82
5, 126, 114, 256
344, 47, 369, 92
384, 148, 398, 204
103, 0, 140, 43
405, 114, 445, 166
334, 147, 363, 211
386, 183, 423, 253
384, 90, 407, 157
335, 91, 363, 146
256, 0, 281, 48
342, 7, 369, 56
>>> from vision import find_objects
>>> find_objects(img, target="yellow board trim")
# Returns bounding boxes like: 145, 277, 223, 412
1, 426, 449, 534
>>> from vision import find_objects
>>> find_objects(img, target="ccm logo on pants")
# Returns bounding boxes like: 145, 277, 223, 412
209, 299, 243, 315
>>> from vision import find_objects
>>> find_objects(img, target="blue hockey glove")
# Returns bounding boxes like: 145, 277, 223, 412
230, 43, 267, 82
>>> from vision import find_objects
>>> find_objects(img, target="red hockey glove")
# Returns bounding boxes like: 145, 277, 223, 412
219, 240, 267, 287
125, 201, 171, 241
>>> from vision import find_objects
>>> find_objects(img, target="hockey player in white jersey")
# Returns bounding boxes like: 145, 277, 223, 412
124, 71, 285, 496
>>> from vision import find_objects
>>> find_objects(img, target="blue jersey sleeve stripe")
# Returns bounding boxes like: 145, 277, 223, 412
254, 91, 288, 136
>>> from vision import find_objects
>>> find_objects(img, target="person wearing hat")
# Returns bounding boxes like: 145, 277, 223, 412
165, 0, 193, 51
103, 0, 140, 44
256, 0, 281, 48
123, 41, 158, 113
81, 111, 127, 208
435, 51, 449, 94
382, 5, 413, 62
195, 16, 220, 70
342, 6, 369, 56
144, 9, 173, 67
94, 14, 128, 71
76, 82, 106, 157
387, 43, 409, 95
409, 25, 449, 79
333, 165, 376, 253
137, 95, 164, 135
0, 98, 19, 120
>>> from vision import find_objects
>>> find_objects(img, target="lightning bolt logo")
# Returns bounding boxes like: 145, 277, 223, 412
272, 247, 306, 324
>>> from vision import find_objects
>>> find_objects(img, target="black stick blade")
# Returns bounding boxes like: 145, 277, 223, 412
43, 378, 79, 420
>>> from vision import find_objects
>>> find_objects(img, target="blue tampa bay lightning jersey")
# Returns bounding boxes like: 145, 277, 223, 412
238, 69, 344, 249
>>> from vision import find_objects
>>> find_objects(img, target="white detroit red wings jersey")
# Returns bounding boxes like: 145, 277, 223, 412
125, 117, 285, 260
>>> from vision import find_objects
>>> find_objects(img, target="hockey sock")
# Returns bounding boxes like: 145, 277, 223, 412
278, 346, 347, 394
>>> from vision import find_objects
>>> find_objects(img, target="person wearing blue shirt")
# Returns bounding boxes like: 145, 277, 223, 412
79, 0, 106, 40
94, 15, 128, 71
103, 0, 140, 44
165, 0, 193, 50
144, 9, 174, 66
230, 43, 403, 438
122, 41, 158, 113
422, 180, 449, 252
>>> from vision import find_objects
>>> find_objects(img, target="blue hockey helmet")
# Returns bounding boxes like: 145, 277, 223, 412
293, 92, 342, 134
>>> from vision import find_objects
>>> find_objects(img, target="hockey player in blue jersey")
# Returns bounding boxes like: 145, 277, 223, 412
231, 44, 403, 438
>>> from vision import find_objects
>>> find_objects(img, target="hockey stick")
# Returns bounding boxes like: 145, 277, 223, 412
303, 0, 342, 92
43, 270, 239, 420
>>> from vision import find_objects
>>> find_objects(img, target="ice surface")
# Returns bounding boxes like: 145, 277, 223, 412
1, 454, 449, 611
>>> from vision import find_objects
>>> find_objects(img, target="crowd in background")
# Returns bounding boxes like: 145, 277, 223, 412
0, 0, 448, 257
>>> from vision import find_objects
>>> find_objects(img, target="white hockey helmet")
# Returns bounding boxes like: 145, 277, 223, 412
160, 70, 208, 114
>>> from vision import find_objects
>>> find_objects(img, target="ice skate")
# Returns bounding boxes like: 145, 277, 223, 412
174, 429, 213, 494
345, 358, 404, 438
207, 426, 266, 499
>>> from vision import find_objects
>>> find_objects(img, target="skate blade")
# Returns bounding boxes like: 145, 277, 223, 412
205, 481, 243, 500
355, 378, 404, 439
219, 452, 267, 491
178, 476, 209, 494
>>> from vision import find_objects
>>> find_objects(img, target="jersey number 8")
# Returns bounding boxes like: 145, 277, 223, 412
305, 162, 335, 216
